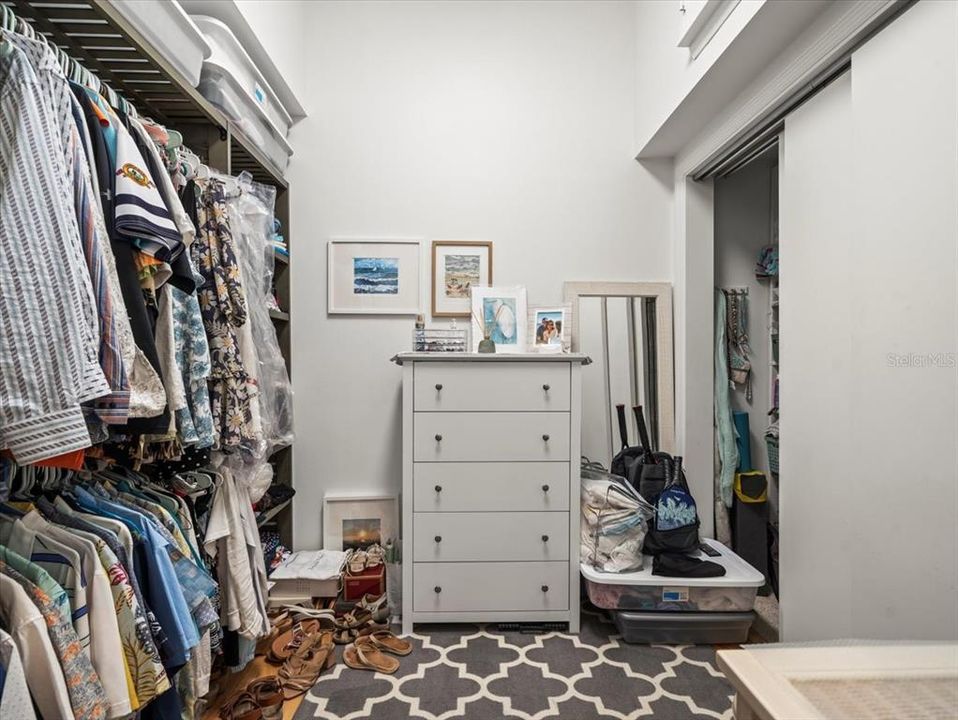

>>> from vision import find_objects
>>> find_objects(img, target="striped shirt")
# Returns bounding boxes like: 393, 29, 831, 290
0, 40, 107, 462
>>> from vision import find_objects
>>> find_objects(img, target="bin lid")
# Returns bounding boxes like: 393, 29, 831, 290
580, 538, 765, 588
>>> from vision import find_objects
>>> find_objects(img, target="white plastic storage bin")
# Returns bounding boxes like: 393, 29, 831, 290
581, 539, 764, 613
110, 0, 210, 87
197, 63, 293, 174
192, 16, 293, 138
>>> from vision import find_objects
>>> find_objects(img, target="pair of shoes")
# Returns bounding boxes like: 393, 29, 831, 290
218, 677, 283, 720
357, 592, 390, 623
343, 628, 412, 675
347, 544, 385, 573
279, 630, 336, 700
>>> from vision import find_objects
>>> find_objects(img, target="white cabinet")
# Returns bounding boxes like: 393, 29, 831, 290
395, 353, 589, 634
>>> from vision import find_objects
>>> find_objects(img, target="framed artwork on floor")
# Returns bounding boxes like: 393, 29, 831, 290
431, 240, 493, 317
323, 494, 400, 551
470, 285, 527, 354
328, 238, 422, 315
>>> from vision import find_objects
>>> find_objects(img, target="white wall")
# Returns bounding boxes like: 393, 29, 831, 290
286, 0, 674, 549
780, 0, 958, 641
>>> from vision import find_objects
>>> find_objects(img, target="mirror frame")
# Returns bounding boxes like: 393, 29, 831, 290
563, 281, 675, 454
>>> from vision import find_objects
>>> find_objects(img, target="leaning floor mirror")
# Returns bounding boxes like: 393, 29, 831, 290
564, 282, 675, 468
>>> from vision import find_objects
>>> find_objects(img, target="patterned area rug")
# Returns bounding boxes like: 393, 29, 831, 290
293, 608, 734, 719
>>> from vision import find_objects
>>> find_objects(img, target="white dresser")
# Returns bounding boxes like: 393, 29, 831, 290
393, 352, 590, 635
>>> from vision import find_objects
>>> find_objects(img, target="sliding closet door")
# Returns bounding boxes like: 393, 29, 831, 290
780, 0, 958, 642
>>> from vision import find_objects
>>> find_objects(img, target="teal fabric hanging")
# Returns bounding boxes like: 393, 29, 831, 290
715, 289, 739, 508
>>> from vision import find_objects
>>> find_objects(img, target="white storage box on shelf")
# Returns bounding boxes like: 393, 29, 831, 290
110, 0, 210, 87
191, 16, 293, 138
581, 538, 764, 613
193, 19, 293, 173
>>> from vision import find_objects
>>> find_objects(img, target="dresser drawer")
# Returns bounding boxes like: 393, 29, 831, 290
413, 562, 569, 612
414, 462, 570, 512
414, 512, 569, 562
414, 412, 569, 462
414, 362, 570, 412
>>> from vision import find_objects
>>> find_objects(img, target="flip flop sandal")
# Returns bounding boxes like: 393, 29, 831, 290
279, 631, 336, 701
267, 619, 321, 665
256, 613, 292, 656
247, 676, 283, 720
343, 637, 400, 674
217, 691, 263, 720
359, 629, 413, 657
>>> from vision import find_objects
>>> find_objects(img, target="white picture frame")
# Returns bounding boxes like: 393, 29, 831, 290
323, 494, 400, 551
470, 285, 528, 354
328, 238, 422, 315
528, 304, 573, 352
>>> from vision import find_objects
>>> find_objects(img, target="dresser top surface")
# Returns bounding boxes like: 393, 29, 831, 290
392, 352, 592, 365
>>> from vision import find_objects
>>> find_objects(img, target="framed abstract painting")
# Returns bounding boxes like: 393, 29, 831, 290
470, 285, 527, 354
431, 240, 492, 317
328, 238, 422, 315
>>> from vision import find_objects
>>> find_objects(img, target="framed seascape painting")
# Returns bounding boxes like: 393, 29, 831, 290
470, 286, 527, 354
328, 239, 421, 315
431, 240, 492, 317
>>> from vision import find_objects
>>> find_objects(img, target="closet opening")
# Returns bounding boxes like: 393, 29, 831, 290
712, 142, 780, 642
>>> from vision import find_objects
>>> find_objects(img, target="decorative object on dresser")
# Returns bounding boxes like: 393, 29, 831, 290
431, 240, 493, 317
469, 285, 527, 353
322, 494, 399, 551
327, 238, 422, 315
392, 352, 591, 635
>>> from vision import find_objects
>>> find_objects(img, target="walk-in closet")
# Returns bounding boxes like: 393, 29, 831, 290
1, 1, 955, 719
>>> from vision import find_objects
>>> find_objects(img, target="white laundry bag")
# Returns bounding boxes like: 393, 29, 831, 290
580, 466, 655, 573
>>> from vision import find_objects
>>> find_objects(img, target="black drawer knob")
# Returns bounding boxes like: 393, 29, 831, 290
542, 484, 550, 492
541, 534, 549, 542
434, 485, 442, 493
434, 535, 442, 543
435, 383, 443, 391
435, 434, 443, 442
434, 586, 442, 594
541, 585, 549, 593
542, 434, 550, 442
542, 383, 551, 391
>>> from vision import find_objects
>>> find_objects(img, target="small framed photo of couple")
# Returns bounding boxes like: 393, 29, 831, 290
431, 241, 493, 317
529, 304, 572, 353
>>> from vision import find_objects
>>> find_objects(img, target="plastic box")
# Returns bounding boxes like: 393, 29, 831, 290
110, 0, 210, 87
581, 539, 763, 613
613, 610, 755, 644
192, 16, 292, 138
197, 64, 294, 173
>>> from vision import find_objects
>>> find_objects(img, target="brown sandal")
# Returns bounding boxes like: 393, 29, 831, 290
256, 612, 292, 656
279, 630, 336, 700
267, 619, 321, 665
357, 629, 413, 656
335, 621, 388, 645
218, 691, 262, 720
246, 676, 283, 720
343, 636, 400, 674
338, 607, 373, 629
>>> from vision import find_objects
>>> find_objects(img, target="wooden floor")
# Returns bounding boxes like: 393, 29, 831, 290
201, 656, 305, 720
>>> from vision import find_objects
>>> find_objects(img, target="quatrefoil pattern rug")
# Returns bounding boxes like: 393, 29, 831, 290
293, 609, 734, 720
